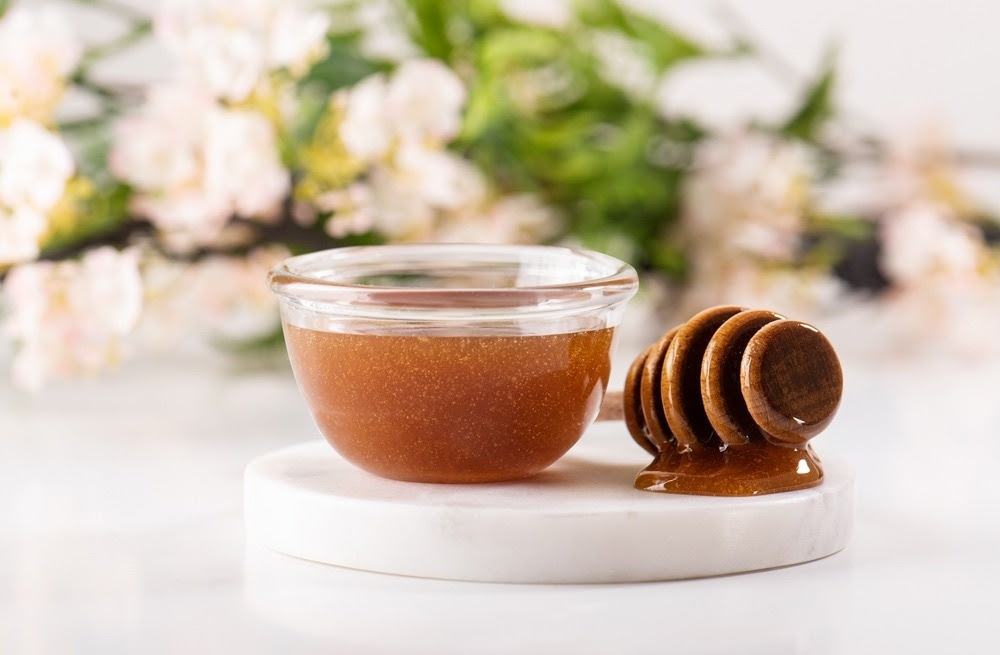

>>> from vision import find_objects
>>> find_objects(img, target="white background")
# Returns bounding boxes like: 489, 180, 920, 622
640, 0, 1000, 150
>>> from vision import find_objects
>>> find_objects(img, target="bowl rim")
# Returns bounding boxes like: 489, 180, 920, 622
268, 243, 639, 317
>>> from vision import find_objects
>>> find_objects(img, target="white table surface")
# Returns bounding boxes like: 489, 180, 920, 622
2, 344, 999, 654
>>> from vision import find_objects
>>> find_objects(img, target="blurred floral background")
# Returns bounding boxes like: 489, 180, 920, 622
1, 0, 999, 391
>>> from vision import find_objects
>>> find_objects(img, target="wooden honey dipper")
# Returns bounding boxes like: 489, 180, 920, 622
596, 305, 843, 496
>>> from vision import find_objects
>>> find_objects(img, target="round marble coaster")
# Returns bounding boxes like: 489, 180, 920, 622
244, 425, 853, 583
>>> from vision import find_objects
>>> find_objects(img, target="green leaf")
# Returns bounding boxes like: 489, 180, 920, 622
479, 26, 564, 67
39, 183, 131, 256
407, 0, 455, 60
648, 241, 687, 278
782, 55, 837, 141
440, 0, 702, 276
460, 73, 503, 141
299, 35, 386, 94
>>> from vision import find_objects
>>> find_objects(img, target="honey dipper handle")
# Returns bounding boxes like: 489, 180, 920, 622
596, 390, 625, 422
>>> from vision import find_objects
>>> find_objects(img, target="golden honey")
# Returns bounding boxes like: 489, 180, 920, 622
285, 324, 615, 483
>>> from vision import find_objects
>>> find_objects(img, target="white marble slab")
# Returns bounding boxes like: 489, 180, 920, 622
244, 425, 853, 583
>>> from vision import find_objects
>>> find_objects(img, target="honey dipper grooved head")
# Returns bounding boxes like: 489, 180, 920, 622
702, 309, 785, 446
662, 305, 742, 450
622, 306, 842, 452
741, 319, 843, 445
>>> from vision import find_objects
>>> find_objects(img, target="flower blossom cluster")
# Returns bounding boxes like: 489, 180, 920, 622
1, 2, 563, 392
110, 85, 288, 249
0, 119, 75, 264
310, 59, 559, 244
155, 0, 330, 103
675, 123, 1000, 356
110, 0, 331, 249
0, 0, 333, 391
0, 6, 79, 265
677, 130, 832, 316
684, 131, 811, 261
0, 5, 81, 124
189, 245, 290, 341
137, 245, 290, 348
871, 128, 1000, 354
2, 248, 143, 391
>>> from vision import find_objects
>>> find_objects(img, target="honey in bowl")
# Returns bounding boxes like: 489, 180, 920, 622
285, 325, 615, 483
268, 244, 638, 484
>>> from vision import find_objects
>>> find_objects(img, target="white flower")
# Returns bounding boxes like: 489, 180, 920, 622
110, 85, 230, 245
339, 60, 467, 162
0, 119, 75, 212
270, 7, 331, 76
360, 150, 495, 242
109, 85, 209, 192
0, 207, 47, 265
347, 144, 487, 241
392, 143, 486, 211
331, 61, 488, 241
873, 205, 1000, 356
683, 131, 811, 261
2, 247, 143, 391
366, 166, 436, 240
110, 85, 288, 248
0, 119, 74, 264
353, 0, 418, 62
0, 5, 81, 122
156, 0, 329, 102
189, 245, 288, 341
338, 74, 392, 161
435, 194, 562, 244
385, 59, 466, 146
203, 108, 289, 219
676, 131, 819, 318
131, 255, 196, 349
880, 121, 974, 214
317, 184, 377, 238
499, 0, 574, 28
880, 204, 985, 287
0, 6, 79, 76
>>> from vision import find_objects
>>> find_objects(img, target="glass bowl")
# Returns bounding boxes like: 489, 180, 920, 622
268, 244, 638, 483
